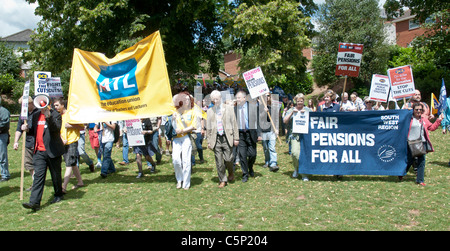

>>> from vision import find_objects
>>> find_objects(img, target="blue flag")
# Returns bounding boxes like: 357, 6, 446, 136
438, 78, 447, 115
298, 110, 412, 176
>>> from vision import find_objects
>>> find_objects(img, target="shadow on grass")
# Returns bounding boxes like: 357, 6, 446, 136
280, 170, 409, 183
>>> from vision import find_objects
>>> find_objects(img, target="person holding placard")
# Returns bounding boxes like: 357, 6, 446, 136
14, 96, 39, 189
283, 93, 311, 181
259, 93, 279, 172
133, 118, 157, 178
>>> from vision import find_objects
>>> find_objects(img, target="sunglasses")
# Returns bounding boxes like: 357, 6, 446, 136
414, 109, 423, 112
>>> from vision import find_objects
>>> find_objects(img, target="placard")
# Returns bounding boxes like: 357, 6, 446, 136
125, 119, 145, 146
243, 67, 269, 99
292, 110, 309, 134
335, 43, 364, 77
34, 71, 51, 95
387, 65, 415, 99
46, 77, 63, 98
369, 74, 390, 102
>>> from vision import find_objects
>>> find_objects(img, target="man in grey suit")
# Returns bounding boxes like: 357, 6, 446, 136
206, 90, 239, 188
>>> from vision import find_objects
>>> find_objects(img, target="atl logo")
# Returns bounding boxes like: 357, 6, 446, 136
96, 58, 139, 101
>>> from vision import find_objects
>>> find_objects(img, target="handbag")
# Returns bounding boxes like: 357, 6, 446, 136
408, 139, 426, 157
407, 120, 426, 157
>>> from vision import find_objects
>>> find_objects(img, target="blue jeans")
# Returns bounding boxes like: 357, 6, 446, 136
122, 133, 129, 163
191, 132, 204, 165
77, 133, 93, 166
406, 145, 426, 183
101, 141, 115, 175
0, 133, 9, 179
262, 131, 277, 167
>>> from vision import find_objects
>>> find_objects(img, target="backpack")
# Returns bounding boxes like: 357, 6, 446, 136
112, 122, 120, 143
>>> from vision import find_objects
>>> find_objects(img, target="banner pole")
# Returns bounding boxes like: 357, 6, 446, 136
260, 97, 282, 145
19, 121, 27, 201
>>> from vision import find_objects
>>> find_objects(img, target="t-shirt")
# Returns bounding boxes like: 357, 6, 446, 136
35, 113, 46, 152
173, 109, 199, 138
101, 121, 117, 143
61, 112, 80, 145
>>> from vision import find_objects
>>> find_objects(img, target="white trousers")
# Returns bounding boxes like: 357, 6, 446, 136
172, 135, 192, 188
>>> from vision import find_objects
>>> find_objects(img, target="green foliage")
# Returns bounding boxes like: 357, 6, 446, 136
384, 1, 449, 71
0, 42, 21, 79
311, 0, 390, 87
25, 0, 227, 81
388, 45, 448, 102
226, 0, 313, 94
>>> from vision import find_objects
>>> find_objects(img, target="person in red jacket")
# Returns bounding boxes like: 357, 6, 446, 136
402, 103, 444, 186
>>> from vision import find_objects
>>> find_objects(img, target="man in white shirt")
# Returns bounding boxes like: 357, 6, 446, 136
100, 121, 117, 178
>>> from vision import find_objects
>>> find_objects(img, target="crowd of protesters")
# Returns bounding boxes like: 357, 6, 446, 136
0, 85, 447, 211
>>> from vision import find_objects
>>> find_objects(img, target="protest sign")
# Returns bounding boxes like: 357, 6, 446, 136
335, 43, 364, 77
125, 119, 145, 147
243, 67, 269, 99
298, 110, 412, 176
292, 110, 309, 134
46, 77, 63, 98
20, 81, 30, 120
66, 31, 175, 124
34, 71, 51, 95
369, 74, 390, 102
387, 65, 415, 99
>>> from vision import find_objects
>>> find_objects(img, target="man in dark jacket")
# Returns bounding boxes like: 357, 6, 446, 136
0, 96, 10, 182
22, 99, 65, 211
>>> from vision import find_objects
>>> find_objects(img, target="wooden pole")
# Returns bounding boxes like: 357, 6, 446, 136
260, 97, 282, 145
19, 120, 27, 200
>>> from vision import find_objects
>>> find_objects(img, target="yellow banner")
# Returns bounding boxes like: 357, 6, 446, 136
66, 31, 175, 124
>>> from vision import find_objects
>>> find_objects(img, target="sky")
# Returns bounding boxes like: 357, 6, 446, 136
0, 0, 387, 38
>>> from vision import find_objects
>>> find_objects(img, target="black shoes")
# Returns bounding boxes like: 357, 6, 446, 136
22, 202, 40, 211
51, 196, 63, 204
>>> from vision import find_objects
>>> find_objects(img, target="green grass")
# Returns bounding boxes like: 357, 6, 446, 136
0, 121, 449, 231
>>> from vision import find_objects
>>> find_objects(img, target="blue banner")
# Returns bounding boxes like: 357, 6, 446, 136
298, 110, 412, 176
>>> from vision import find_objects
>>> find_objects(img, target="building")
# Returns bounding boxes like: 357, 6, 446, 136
391, 9, 428, 47
0, 29, 34, 78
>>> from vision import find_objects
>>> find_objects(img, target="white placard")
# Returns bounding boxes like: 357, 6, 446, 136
369, 74, 390, 102
125, 119, 145, 146
292, 110, 309, 134
20, 81, 30, 120
34, 71, 51, 95
46, 77, 63, 98
243, 67, 269, 99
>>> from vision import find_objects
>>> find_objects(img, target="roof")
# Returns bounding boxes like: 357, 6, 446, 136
391, 9, 416, 23
0, 29, 34, 42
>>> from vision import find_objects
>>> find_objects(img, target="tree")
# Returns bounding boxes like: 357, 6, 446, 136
225, 0, 316, 94
25, 0, 227, 82
384, 0, 449, 71
311, 0, 390, 88
0, 42, 22, 95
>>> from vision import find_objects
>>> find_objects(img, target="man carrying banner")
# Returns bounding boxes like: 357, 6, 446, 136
22, 98, 65, 211
53, 98, 85, 193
